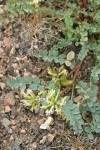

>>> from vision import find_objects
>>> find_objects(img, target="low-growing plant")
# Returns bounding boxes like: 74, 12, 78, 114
39, 84, 67, 114
20, 93, 40, 112
47, 65, 73, 87
0, 0, 42, 25
76, 81, 100, 139
5, 0, 100, 140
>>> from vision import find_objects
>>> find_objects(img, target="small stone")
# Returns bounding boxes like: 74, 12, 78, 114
20, 129, 26, 134
15, 44, 20, 49
16, 57, 20, 61
10, 47, 15, 55
40, 116, 53, 130
3, 140, 7, 144
27, 119, 31, 123
0, 82, 5, 89
0, 74, 3, 78
15, 95, 19, 99
15, 69, 20, 75
11, 120, 16, 125
11, 125, 17, 130
1, 118, 11, 128
40, 136, 47, 144
5, 106, 11, 113
21, 56, 28, 62
7, 128, 13, 134
9, 135, 14, 141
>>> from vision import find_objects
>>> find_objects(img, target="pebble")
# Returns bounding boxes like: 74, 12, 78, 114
0, 73, 3, 78
15, 44, 20, 49
11, 120, 16, 125
40, 136, 47, 144
0, 82, 5, 89
10, 47, 15, 55
40, 116, 53, 130
20, 129, 26, 134
4, 106, 11, 113
9, 135, 14, 141
7, 128, 13, 134
11, 125, 17, 130
1, 118, 11, 128
15, 95, 19, 99
3, 140, 7, 144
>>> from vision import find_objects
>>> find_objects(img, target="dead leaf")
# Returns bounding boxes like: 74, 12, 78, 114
3, 37, 12, 48
67, 51, 75, 61
40, 116, 53, 130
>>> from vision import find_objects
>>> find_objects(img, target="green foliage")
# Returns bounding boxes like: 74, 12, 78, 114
62, 99, 84, 133
6, 0, 39, 14
20, 93, 40, 112
5, 0, 100, 139
91, 64, 100, 83
34, 38, 68, 64
7, 77, 46, 91
0, 0, 41, 25
76, 81, 100, 139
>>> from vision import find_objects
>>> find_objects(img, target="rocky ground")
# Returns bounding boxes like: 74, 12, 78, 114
0, 3, 100, 150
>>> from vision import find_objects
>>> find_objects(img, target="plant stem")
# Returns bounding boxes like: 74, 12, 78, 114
73, 60, 83, 82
